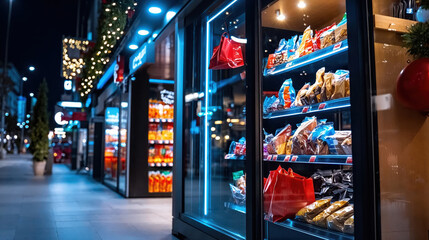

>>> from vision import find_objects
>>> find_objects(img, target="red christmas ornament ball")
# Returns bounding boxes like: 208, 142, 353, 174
396, 58, 429, 112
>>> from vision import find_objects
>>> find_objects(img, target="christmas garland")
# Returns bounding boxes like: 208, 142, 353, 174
79, 0, 136, 103
402, 21, 429, 59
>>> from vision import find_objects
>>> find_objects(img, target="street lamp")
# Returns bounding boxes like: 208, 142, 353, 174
22, 77, 27, 81
29, 93, 34, 97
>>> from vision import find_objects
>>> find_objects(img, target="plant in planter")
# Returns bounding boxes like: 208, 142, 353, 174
29, 79, 50, 176
396, 21, 429, 114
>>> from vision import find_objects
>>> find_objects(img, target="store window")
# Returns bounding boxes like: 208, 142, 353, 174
260, 0, 353, 239
119, 90, 129, 194
182, 0, 247, 238
104, 96, 120, 188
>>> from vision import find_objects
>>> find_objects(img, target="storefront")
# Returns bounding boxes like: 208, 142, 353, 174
172, 0, 427, 239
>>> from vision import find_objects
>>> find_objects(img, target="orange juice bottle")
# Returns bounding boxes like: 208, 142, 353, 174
148, 173, 154, 193
154, 172, 160, 192
167, 173, 172, 192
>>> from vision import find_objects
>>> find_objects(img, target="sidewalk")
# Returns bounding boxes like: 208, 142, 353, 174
0, 154, 174, 240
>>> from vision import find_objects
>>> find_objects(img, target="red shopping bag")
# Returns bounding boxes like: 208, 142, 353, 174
209, 32, 244, 70
264, 166, 315, 222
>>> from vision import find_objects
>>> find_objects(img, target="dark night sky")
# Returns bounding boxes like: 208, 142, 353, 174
0, 0, 79, 127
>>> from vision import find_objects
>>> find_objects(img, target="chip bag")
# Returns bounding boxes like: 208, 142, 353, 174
320, 72, 335, 102
331, 70, 350, 100
314, 23, 336, 50
278, 79, 296, 109
293, 83, 310, 107
295, 26, 313, 58
306, 67, 325, 104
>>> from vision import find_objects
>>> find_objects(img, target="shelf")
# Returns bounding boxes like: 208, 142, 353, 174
149, 118, 174, 123
264, 40, 348, 77
268, 219, 354, 240
224, 202, 246, 214
374, 14, 417, 34
264, 155, 352, 166
264, 97, 350, 119
148, 140, 174, 144
224, 154, 246, 160
148, 162, 173, 167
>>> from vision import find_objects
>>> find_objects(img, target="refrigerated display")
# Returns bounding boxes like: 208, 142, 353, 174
104, 106, 120, 187
259, 0, 354, 238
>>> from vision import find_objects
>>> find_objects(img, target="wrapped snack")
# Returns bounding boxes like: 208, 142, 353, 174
266, 54, 275, 69
343, 215, 354, 234
331, 70, 350, 100
320, 24, 336, 49
291, 117, 318, 155
232, 137, 246, 156
263, 95, 278, 114
301, 38, 314, 57
296, 198, 331, 223
320, 72, 335, 102
295, 26, 313, 58
311, 170, 353, 200
286, 35, 298, 59
341, 137, 352, 155
326, 131, 351, 155
326, 205, 354, 232
278, 79, 296, 109
293, 83, 310, 107
270, 125, 292, 154
274, 39, 287, 66
233, 170, 246, 194
314, 23, 336, 50
229, 184, 246, 205
308, 122, 335, 155
305, 68, 325, 104
312, 200, 349, 227
285, 137, 293, 155
335, 13, 348, 43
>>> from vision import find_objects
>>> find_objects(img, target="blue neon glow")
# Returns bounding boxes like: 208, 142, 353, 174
203, 0, 238, 216
166, 11, 176, 21
148, 7, 162, 14
149, 79, 174, 84
87, 32, 93, 41
138, 29, 149, 36
152, 33, 158, 38
97, 60, 117, 89
129, 44, 138, 50
85, 96, 92, 108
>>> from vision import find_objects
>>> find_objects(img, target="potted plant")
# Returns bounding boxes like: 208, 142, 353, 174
29, 79, 50, 176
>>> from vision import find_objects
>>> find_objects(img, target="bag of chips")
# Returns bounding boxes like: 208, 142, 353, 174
335, 13, 348, 43
320, 72, 335, 102
314, 23, 336, 50
293, 83, 310, 107
308, 122, 335, 155
320, 25, 336, 49
286, 35, 298, 59
291, 117, 318, 155
295, 198, 331, 223
331, 70, 350, 100
266, 54, 275, 69
295, 26, 313, 58
305, 67, 325, 104
278, 79, 296, 109
263, 95, 278, 114
326, 131, 352, 155
269, 125, 292, 155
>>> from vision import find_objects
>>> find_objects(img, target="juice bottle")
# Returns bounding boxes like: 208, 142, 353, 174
148, 172, 154, 193
154, 172, 160, 192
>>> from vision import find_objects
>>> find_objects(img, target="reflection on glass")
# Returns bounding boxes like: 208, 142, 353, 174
104, 105, 119, 188
183, 0, 247, 238
119, 96, 128, 194
261, 0, 353, 239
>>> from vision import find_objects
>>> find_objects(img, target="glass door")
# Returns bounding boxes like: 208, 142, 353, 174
119, 91, 128, 194
259, 0, 354, 239
182, 0, 247, 238
104, 97, 120, 189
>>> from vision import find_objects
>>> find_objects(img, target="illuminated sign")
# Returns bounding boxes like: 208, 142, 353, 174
54, 112, 68, 125
64, 80, 72, 91
105, 107, 119, 124
62, 37, 90, 79
17, 96, 27, 123
129, 42, 155, 74
114, 55, 124, 84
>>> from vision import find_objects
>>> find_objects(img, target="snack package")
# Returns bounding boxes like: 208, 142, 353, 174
320, 24, 336, 49
286, 35, 298, 59
326, 131, 351, 155
331, 70, 350, 100
291, 117, 318, 155
312, 200, 349, 227
285, 137, 293, 155
230, 137, 246, 156
295, 26, 313, 58
266, 54, 275, 69
308, 122, 335, 155
274, 39, 287, 66
295, 198, 331, 223
343, 215, 354, 234
233, 170, 246, 194
293, 83, 310, 107
269, 124, 292, 154
278, 79, 296, 109
335, 13, 348, 43
311, 170, 353, 200
305, 67, 325, 104
341, 137, 352, 155
314, 23, 336, 50
301, 38, 314, 57
326, 205, 354, 232
320, 72, 335, 102
263, 95, 278, 114
229, 184, 246, 205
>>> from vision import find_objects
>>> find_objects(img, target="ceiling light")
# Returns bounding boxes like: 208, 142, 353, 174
22, 77, 27, 81
152, 33, 158, 38
297, 1, 306, 9
138, 29, 149, 36
128, 44, 138, 50
148, 7, 162, 14
166, 11, 176, 21
29, 66, 35, 71
276, 9, 286, 21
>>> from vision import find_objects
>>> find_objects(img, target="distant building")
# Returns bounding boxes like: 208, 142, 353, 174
0, 63, 22, 117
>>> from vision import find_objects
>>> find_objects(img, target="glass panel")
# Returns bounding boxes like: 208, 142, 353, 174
104, 97, 120, 188
260, 0, 354, 239
371, 2, 427, 240
119, 92, 128, 194
147, 82, 174, 193
183, 0, 247, 238
87, 121, 95, 175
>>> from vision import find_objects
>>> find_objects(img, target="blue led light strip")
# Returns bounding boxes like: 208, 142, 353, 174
97, 60, 117, 89
203, 0, 238, 216
148, 79, 175, 85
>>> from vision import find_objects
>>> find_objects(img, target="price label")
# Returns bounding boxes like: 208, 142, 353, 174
156, 163, 161, 167
302, 107, 309, 113
162, 119, 167, 122
284, 155, 291, 162
225, 154, 231, 159
155, 119, 160, 123
273, 155, 278, 161
286, 62, 292, 68
291, 156, 298, 162
267, 155, 272, 161
346, 157, 353, 164
162, 163, 167, 167
309, 156, 316, 163
333, 42, 342, 51
318, 103, 326, 110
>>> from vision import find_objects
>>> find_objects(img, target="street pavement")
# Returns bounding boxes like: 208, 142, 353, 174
0, 154, 175, 240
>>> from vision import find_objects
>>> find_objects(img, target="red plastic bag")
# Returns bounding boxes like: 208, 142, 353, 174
209, 32, 244, 70
264, 166, 315, 222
